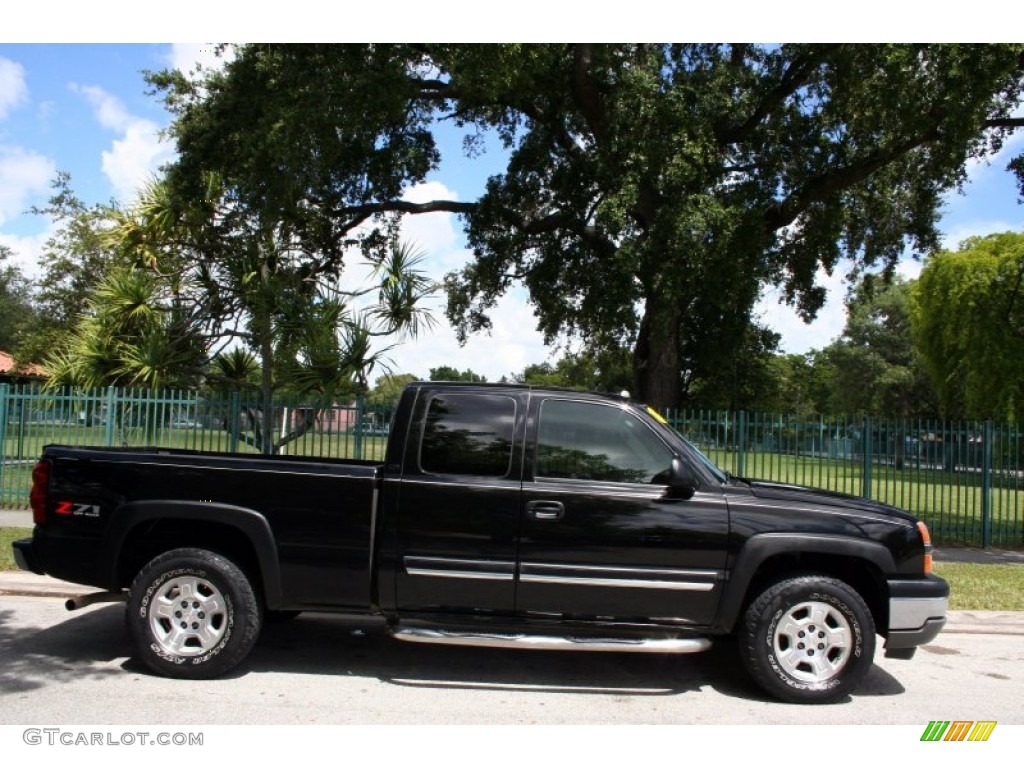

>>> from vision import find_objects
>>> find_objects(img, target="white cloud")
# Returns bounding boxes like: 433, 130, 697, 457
333, 180, 551, 380
0, 145, 56, 226
895, 256, 925, 281
0, 57, 28, 120
941, 218, 1024, 251
70, 83, 174, 203
755, 267, 850, 355
388, 288, 550, 381
71, 83, 132, 132
99, 122, 174, 203
0, 228, 52, 280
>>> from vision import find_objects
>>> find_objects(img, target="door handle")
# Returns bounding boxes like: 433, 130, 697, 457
527, 500, 565, 521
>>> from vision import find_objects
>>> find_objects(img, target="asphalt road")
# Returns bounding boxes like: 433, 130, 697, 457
0, 595, 1021, 725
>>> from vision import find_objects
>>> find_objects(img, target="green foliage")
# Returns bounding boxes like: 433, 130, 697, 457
824, 277, 938, 417
761, 353, 834, 415
112, 179, 436, 418
512, 346, 634, 394
17, 174, 127, 364
518, 362, 566, 388
44, 267, 206, 390
0, 245, 38, 355
369, 372, 419, 404
147, 44, 1024, 410
911, 232, 1024, 420
429, 366, 486, 382
209, 348, 260, 392
554, 348, 634, 394
441, 44, 1024, 408
685, 324, 783, 411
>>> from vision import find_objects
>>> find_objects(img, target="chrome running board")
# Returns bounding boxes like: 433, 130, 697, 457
390, 627, 712, 653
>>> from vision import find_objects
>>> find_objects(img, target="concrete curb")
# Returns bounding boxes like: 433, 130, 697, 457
0, 573, 93, 598
1, 574, 1021, 635
943, 611, 1024, 635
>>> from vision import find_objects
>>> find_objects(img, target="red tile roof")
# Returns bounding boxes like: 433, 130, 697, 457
0, 350, 47, 378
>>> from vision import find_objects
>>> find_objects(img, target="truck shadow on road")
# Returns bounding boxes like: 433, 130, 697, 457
0, 605, 130, 695
244, 613, 907, 704
0, 604, 906, 705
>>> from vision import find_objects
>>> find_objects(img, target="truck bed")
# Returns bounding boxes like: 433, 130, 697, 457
31, 445, 383, 611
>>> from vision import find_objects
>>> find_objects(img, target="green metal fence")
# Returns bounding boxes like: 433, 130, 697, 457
2, 383, 1022, 547
0, 384, 395, 510
666, 410, 1024, 548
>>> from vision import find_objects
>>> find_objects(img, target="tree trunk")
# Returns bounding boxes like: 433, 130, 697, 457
633, 297, 681, 411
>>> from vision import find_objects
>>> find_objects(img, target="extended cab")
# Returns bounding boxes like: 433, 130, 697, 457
13, 382, 948, 703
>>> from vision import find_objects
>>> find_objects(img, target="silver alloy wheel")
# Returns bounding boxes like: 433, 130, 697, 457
148, 575, 228, 656
773, 600, 852, 683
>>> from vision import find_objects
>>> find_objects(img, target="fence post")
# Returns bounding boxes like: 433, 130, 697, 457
862, 415, 873, 500
0, 383, 9, 502
354, 397, 365, 461
981, 420, 993, 549
229, 391, 241, 453
104, 386, 117, 446
737, 410, 747, 479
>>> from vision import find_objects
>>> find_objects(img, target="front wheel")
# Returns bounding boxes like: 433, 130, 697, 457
127, 548, 262, 679
740, 575, 875, 704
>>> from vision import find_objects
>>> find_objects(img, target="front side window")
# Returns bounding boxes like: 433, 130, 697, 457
536, 400, 673, 484
420, 394, 516, 477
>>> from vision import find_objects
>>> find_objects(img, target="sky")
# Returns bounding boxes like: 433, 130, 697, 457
1, 38, 1023, 383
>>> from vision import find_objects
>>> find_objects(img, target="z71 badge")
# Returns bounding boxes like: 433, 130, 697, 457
55, 501, 101, 518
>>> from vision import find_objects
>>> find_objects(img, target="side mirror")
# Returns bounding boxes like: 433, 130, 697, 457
667, 457, 698, 500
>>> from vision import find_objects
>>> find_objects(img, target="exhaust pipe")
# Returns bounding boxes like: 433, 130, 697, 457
65, 591, 127, 611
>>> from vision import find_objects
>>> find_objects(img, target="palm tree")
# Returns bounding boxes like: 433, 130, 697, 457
45, 267, 205, 392
104, 177, 439, 453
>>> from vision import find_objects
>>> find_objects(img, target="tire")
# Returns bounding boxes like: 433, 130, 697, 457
127, 548, 262, 680
740, 575, 875, 704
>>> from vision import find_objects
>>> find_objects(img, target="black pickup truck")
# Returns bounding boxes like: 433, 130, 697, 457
13, 382, 948, 703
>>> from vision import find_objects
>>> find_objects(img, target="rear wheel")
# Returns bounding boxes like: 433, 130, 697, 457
128, 548, 262, 679
741, 575, 875, 704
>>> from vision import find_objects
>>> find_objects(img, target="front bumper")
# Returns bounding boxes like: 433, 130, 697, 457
12, 538, 44, 575
884, 575, 949, 655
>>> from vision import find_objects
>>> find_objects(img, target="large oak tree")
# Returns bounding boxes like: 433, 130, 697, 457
151, 44, 1024, 408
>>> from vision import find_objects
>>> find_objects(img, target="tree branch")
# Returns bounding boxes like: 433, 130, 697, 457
764, 127, 942, 232
572, 44, 607, 145
330, 199, 477, 218
716, 45, 841, 147
984, 117, 1024, 129
511, 208, 617, 257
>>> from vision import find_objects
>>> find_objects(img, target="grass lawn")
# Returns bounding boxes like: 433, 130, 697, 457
0, 527, 31, 571
0, 526, 1020, 612
933, 562, 1024, 611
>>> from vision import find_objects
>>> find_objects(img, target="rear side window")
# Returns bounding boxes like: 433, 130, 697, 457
420, 394, 517, 477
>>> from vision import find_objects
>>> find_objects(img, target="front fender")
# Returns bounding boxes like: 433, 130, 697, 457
714, 533, 895, 633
